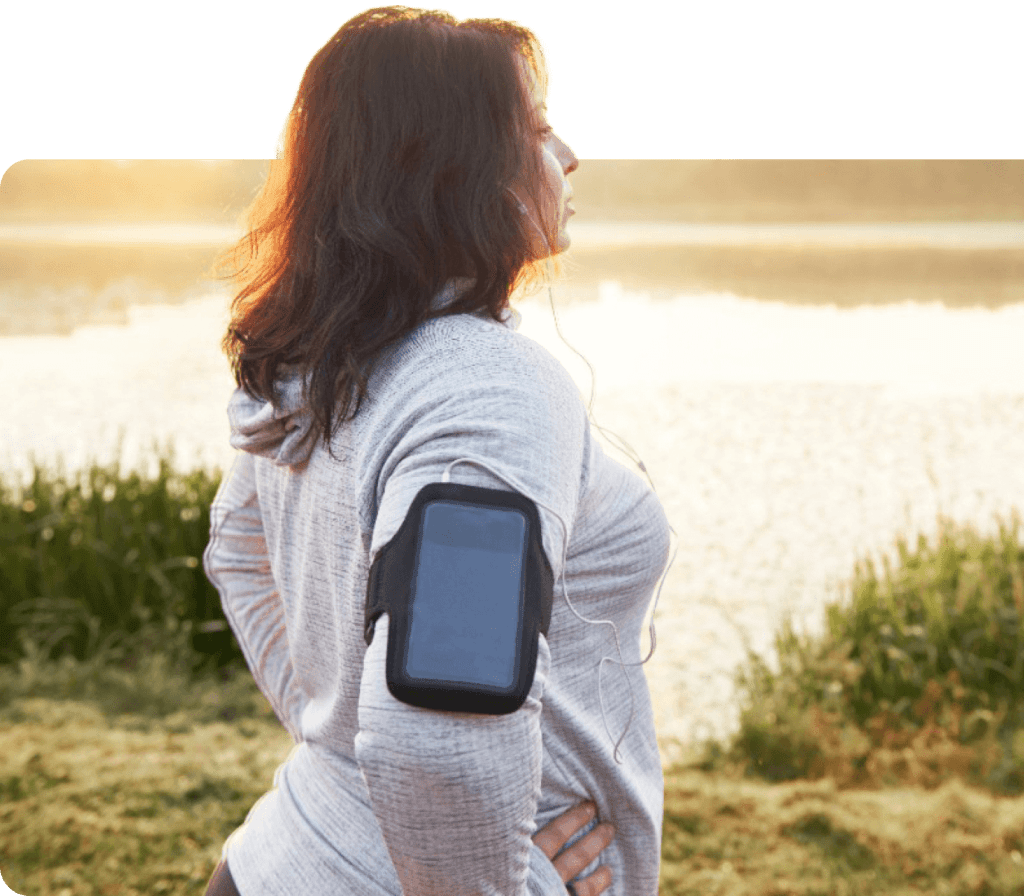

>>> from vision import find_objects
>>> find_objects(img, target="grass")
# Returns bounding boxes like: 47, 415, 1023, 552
2, 690, 1024, 896
0, 693, 288, 896
659, 767, 1024, 895
0, 452, 240, 679
709, 514, 1024, 795
4, 457, 1024, 893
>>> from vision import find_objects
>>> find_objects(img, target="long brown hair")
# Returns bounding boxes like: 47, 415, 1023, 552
220, 6, 558, 446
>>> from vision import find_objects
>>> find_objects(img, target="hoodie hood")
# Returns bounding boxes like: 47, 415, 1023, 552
225, 280, 520, 467
228, 371, 316, 466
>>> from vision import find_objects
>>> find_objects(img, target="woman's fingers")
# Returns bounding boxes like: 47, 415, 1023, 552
532, 801, 616, 891
568, 865, 614, 896
532, 801, 596, 860
550, 821, 615, 886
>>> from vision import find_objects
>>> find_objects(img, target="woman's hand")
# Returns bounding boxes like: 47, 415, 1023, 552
532, 802, 616, 896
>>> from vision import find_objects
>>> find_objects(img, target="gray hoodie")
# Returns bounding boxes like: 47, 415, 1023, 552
204, 294, 670, 896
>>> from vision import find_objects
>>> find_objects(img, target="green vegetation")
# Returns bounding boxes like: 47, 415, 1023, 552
708, 514, 1024, 795
0, 452, 241, 691
3, 457, 1024, 894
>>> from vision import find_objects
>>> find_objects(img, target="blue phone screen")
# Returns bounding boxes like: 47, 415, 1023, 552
405, 501, 528, 690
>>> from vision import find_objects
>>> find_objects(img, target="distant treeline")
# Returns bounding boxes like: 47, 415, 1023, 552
2, 159, 1023, 223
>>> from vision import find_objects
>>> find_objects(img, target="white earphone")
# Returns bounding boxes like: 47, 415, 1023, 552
506, 187, 552, 254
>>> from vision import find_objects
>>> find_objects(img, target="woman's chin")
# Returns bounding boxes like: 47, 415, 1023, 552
529, 225, 571, 260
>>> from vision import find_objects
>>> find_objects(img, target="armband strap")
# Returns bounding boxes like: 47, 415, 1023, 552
364, 482, 554, 715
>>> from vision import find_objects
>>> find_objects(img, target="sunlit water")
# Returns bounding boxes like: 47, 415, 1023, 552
3, 281, 1024, 767
3, 219, 1023, 248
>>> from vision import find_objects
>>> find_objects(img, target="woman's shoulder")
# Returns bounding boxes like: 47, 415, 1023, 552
388, 311, 580, 399
358, 312, 588, 450
358, 311, 593, 553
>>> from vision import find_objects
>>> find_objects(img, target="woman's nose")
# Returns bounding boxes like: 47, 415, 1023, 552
556, 135, 578, 175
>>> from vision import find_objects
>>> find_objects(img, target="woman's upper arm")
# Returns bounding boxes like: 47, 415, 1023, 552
352, 340, 590, 895
369, 344, 590, 577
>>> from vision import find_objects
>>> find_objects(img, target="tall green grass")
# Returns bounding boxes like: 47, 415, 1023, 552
716, 514, 1024, 793
0, 452, 238, 678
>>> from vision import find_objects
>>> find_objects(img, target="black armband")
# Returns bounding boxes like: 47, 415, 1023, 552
365, 482, 553, 715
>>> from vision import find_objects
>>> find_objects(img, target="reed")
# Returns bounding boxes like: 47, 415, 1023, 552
716, 513, 1024, 793
0, 451, 239, 678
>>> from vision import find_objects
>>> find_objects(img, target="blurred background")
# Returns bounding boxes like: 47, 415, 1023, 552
3, 160, 1024, 335
1, 159, 1023, 761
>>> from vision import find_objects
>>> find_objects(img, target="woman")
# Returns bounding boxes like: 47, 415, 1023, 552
203, 7, 670, 896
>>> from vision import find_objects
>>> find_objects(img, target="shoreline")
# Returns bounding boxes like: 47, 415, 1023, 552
4, 231, 1023, 339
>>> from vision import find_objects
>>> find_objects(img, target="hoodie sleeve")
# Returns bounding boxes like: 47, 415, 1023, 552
353, 338, 590, 896
203, 451, 308, 741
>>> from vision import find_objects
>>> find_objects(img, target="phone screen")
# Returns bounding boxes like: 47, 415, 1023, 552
404, 500, 528, 690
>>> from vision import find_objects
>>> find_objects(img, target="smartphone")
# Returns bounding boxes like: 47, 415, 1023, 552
368, 482, 551, 714
402, 499, 529, 692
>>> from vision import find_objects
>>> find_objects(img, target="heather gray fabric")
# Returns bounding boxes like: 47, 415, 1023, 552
204, 294, 671, 896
